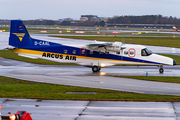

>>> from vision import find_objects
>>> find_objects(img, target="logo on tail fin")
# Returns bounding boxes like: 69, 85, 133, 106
13, 33, 25, 42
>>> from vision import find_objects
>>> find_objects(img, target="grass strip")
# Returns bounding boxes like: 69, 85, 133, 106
1, 76, 180, 101
112, 76, 180, 84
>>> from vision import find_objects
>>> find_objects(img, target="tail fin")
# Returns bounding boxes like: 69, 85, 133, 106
9, 20, 33, 48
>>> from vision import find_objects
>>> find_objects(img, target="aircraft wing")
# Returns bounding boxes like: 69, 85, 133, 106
87, 43, 112, 47
87, 42, 126, 52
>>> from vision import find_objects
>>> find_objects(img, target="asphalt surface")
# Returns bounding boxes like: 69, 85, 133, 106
0, 98, 180, 120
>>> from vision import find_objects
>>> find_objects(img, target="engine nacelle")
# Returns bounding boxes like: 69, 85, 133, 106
106, 42, 122, 52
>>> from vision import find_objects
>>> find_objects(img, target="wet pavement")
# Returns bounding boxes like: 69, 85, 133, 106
0, 98, 179, 120
0, 32, 11, 50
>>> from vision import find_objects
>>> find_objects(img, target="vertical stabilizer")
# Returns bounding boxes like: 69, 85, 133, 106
9, 20, 32, 48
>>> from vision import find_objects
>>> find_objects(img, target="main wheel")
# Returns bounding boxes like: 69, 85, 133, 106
92, 66, 99, 72
159, 68, 164, 74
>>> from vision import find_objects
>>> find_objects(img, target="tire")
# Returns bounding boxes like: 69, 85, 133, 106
159, 68, 164, 74
92, 66, 99, 72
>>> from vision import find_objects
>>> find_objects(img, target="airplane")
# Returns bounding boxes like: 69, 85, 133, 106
8, 20, 176, 73
173, 26, 180, 32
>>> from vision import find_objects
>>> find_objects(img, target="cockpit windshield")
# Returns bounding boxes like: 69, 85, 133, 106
141, 48, 153, 56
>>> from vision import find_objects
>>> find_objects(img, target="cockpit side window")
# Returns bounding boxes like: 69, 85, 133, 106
141, 48, 152, 56
141, 49, 147, 56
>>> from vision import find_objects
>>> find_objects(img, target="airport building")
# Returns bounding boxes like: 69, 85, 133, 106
80, 17, 88, 21
80, 15, 101, 22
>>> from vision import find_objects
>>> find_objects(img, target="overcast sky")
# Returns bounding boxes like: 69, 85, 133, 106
0, 0, 180, 20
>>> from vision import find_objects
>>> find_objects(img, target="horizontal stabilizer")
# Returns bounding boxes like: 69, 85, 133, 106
18, 54, 38, 59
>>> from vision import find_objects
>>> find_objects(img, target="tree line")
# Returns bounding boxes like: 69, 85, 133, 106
1, 15, 180, 26
23, 20, 57, 25
107, 15, 180, 25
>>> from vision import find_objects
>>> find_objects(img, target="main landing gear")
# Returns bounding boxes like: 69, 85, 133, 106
92, 66, 101, 72
159, 66, 164, 74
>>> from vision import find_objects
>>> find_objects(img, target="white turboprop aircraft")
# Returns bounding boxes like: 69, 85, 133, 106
8, 20, 176, 73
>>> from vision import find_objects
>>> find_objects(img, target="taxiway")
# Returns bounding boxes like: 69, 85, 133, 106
1, 98, 179, 120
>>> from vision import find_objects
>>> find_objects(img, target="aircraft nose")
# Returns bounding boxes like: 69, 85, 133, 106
173, 60, 177, 65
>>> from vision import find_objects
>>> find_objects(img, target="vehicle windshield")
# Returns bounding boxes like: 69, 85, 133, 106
141, 48, 153, 56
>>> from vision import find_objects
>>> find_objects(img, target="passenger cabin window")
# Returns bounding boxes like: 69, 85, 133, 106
81, 50, 85, 54
72, 50, 76, 54
130, 51, 134, 55
89, 50, 93, 54
63, 50, 67, 54
141, 48, 152, 56
124, 51, 128, 55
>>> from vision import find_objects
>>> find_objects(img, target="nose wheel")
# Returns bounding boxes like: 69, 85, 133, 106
159, 66, 164, 74
92, 66, 101, 72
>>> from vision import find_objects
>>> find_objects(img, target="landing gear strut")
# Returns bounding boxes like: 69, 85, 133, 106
159, 66, 164, 74
92, 66, 101, 72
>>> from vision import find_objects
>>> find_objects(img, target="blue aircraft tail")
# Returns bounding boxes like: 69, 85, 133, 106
9, 20, 32, 48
